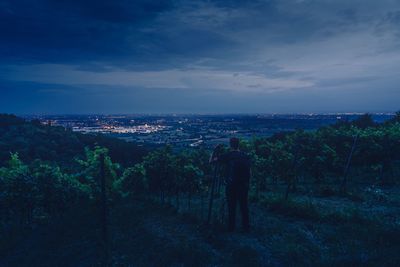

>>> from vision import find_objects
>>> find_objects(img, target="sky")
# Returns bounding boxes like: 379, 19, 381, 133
1, 0, 400, 114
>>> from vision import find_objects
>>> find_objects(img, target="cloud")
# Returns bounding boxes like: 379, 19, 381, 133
2, 79, 399, 114
1, 64, 313, 92
1, 0, 400, 113
0, 0, 175, 64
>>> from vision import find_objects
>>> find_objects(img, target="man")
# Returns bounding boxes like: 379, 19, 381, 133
210, 137, 251, 232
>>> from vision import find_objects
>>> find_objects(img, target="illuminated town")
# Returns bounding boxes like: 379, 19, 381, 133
30, 113, 394, 148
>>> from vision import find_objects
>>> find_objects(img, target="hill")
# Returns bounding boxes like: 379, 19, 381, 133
0, 114, 147, 169
1, 113, 400, 266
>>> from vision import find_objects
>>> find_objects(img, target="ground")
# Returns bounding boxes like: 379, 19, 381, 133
1, 186, 400, 267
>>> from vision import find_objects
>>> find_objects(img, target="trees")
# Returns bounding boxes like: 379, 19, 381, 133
33, 163, 67, 215
114, 164, 147, 197
251, 153, 271, 198
0, 114, 25, 128
0, 115, 147, 169
142, 146, 177, 202
386, 111, 400, 124
0, 153, 36, 224
0, 153, 92, 225
182, 164, 203, 210
352, 113, 375, 129
245, 117, 400, 198
1, 113, 400, 231
75, 146, 120, 199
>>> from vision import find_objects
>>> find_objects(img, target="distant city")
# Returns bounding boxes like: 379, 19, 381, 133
26, 113, 394, 148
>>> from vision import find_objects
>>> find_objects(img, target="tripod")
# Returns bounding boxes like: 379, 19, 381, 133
207, 162, 225, 225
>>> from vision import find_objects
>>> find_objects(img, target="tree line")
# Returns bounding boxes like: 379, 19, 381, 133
1, 113, 400, 228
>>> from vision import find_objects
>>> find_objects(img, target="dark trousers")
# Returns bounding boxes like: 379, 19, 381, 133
226, 183, 249, 231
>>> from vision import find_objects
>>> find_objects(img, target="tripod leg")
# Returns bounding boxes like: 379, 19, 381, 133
207, 164, 218, 224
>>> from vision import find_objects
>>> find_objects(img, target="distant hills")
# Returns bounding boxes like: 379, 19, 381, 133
0, 114, 147, 169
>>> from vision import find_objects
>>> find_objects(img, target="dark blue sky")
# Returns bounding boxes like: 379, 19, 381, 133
1, 0, 399, 114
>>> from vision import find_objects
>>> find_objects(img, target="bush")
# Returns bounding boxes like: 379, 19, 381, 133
113, 164, 147, 197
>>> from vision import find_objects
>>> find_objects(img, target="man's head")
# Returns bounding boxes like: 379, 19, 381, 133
230, 137, 240, 150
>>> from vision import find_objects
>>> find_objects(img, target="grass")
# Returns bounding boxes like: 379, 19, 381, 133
259, 192, 372, 225
229, 246, 260, 267
2, 189, 400, 266
257, 190, 400, 266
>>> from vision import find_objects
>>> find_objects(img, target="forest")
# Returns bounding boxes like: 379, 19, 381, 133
1, 113, 400, 266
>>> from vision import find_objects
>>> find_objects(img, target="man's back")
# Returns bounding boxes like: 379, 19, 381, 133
211, 138, 251, 232
219, 150, 251, 186
217, 149, 251, 232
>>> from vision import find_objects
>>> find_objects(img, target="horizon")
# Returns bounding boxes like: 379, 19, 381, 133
17, 111, 398, 116
1, 0, 400, 113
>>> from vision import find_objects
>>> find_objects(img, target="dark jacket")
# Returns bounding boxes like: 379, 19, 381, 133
217, 150, 251, 187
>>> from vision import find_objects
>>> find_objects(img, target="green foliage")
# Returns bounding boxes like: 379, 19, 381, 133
75, 146, 120, 197
114, 163, 147, 197
0, 114, 25, 127
142, 145, 177, 197
0, 115, 147, 169
0, 153, 92, 223
1, 113, 400, 237
387, 111, 400, 124
0, 153, 36, 221
181, 164, 203, 195
32, 163, 91, 215
1, 113, 400, 266
352, 113, 376, 129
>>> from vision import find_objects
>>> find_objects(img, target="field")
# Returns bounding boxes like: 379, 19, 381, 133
2, 185, 400, 267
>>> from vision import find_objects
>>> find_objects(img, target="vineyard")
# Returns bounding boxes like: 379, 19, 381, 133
1, 113, 400, 266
